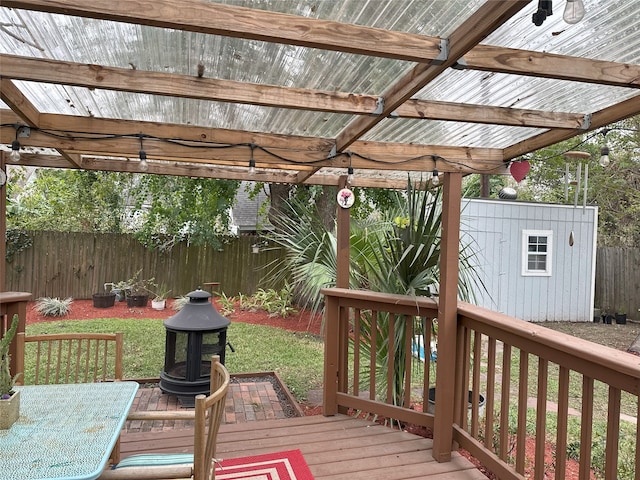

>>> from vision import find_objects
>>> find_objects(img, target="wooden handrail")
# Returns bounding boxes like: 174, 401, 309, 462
322, 288, 640, 480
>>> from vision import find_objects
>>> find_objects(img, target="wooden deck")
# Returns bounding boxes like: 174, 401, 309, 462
120, 414, 487, 479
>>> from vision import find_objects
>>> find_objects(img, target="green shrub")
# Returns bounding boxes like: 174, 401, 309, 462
35, 297, 73, 317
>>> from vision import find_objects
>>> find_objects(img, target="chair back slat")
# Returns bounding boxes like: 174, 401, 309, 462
16, 332, 124, 385
194, 355, 230, 480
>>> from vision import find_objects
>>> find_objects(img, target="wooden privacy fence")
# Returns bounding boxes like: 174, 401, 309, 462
595, 247, 640, 320
4, 231, 287, 300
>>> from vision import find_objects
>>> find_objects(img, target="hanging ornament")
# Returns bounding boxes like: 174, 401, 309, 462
337, 188, 354, 209
509, 160, 530, 183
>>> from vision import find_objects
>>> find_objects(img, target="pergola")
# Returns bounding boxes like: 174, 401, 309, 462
1, 1, 640, 471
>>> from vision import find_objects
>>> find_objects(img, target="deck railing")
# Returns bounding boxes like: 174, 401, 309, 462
322, 288, 640, 480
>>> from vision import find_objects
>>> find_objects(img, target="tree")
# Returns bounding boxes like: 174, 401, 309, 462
129, 175, 239, 250
7, 169, 130, 233
6, 168, 241, 250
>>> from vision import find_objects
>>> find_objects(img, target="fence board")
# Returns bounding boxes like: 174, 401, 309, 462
4, 232, 286, 300
595, 247, 640, 320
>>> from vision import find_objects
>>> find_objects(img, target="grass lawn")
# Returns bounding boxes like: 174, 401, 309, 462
24, 318, 324, 402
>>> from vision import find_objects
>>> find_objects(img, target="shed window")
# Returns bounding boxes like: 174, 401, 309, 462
522, 230, 552, 276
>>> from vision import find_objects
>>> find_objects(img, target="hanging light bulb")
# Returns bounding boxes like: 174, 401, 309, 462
248, 158, 256, 175
347, 166, 354, 185
138, 134, 149, 171
139, 150, 149, 171
8, 139, 21, 163
563, 0, 585, 24
431, 169, 440, 187
599, 145, 610, 167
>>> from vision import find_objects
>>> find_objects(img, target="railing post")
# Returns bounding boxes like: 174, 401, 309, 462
432, 172, 462, 462
0, 292, 32, 376
323, 293, 340, 415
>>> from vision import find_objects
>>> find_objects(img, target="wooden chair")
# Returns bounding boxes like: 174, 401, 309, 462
15, 332, 123, 385
100, 355, 230, 480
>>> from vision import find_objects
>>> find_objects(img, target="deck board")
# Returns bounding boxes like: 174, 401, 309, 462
119, 414, 485, 479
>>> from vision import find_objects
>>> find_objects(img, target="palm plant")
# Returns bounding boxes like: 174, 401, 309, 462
266, 180, 485, 406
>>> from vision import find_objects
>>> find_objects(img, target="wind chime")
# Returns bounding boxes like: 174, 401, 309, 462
563, 150, 591, 247
562, 150, 591, 210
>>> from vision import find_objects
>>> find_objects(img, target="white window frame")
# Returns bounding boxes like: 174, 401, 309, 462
521, 230, 553, 277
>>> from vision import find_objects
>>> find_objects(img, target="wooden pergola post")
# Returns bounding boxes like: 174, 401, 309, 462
335, 175, 350, 289
432, 172, 463, 462
1, 152, 6, 292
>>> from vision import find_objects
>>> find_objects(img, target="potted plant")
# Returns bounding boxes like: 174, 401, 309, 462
124, 270, 156, 308
1, 314, 22, 429
93, 283, 116, 308
615, 306, 627, 325
151, 284, 171, 310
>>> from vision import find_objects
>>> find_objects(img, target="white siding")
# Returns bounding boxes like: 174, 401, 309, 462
460, 199, 597, 322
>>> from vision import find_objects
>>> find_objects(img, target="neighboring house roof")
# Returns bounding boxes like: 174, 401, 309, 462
230, 182, 272, 234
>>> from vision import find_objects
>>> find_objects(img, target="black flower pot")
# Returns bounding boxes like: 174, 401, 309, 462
615, 313, 627, 325
92, 292, 116, 308
126, 294, 149, 308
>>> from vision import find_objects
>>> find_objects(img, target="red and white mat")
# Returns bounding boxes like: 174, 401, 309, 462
215, 449, 314, 480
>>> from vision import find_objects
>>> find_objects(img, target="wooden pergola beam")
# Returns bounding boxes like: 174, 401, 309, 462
4, 1, 640, 91
335, 0, 532, 151
0, 110, 507, 174
504, 94, 640, 159
1, 0, 442, 62
0, 54, 588, 130
16, 153, 417, 189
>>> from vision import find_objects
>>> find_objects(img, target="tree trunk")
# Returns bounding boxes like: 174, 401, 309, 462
267, 183, 292, 229
315, 185, 338, 232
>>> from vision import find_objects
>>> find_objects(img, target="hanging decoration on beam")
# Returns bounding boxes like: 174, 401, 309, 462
337, 187, 354, 209
509, 159, 530, 183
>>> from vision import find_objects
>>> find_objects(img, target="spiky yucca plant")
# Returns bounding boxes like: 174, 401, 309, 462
35, 297, 73, 317
0, 315, 21, 398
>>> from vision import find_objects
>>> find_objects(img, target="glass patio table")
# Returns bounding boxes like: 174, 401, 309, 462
0, 382, 139, 480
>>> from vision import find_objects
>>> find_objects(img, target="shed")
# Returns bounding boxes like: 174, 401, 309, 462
461, 198, 598, 322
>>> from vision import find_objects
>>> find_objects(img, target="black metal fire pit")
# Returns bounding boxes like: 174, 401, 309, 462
159, 288, 230, 405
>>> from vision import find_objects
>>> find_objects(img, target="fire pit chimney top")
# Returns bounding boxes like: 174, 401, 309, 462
163, 288, 230, 331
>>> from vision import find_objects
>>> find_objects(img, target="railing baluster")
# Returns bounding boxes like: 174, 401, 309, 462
636, 398, 640, 480
386, 314, 395, 405
472, 331, 482, 437
534, 357, 548, 480
499, 343, 511, 460
484, 337, 496, 450
555, 366, 570, 480
353, 308, 361, 398
369, 310, 377, 401
605, 386, 621, 478
579, 376, 594, 480
403, 315, 412, 408
516, 349, 529, 475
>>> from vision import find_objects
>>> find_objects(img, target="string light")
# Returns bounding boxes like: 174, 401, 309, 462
248, 144, 256, 175
8, 125, 22, 163
563, 0, 585, 24
138, 134, 149, 171
599, 144, 610, 167
347, 167, 354, 185
1, 123, 509, 175
431, 169, 440, 187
